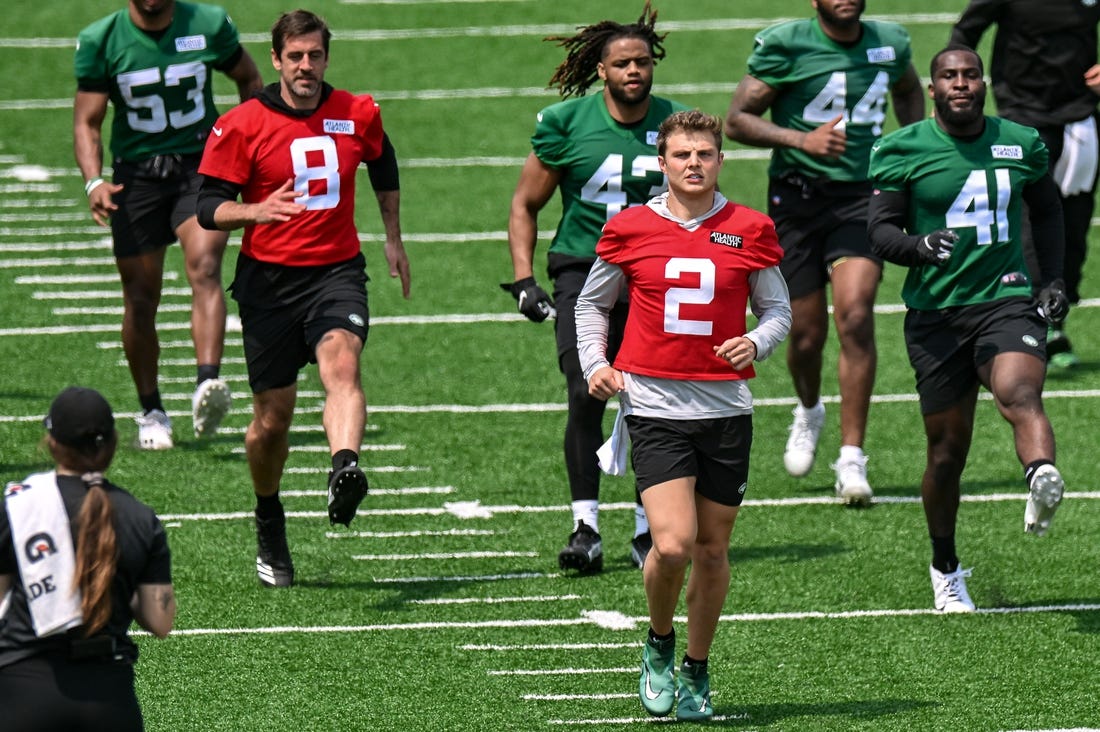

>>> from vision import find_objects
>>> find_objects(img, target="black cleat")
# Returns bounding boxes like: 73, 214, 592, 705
630, 531, 653, 570
255, 512, 294, 588
558, 520, 603, 573
328, 464, 369, 526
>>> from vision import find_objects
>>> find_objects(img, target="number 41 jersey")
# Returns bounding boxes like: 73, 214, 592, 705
532, 93, 689, 259
199, 88, 386, 267
74, 2, 242, 162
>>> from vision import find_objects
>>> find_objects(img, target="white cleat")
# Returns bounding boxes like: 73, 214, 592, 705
1025, 464, 1064, 537
783, 402, 825, 477
930, 564, 975, 613
192, 378, 232, 438
135, 409, 173, 450
834, 453, 873, 506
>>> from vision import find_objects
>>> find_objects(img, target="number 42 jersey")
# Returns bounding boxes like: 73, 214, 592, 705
199, 87, 386, 267
532, 93, 689, 260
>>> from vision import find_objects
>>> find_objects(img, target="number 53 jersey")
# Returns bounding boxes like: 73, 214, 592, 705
748, 17, 913, 183
75, 2, 242, 162
199, 87, 386, 267
531, 93, 689, 260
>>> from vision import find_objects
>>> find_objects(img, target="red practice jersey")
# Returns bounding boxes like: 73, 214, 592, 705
199, 90, 385, 266
596, 202, 783, 381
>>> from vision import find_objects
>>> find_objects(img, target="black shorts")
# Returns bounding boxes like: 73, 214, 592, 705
0, 654, 143, 732
626, 414, 752, 506
904, 297, 1047, 414
110, 153, 203, 258
767, 175, 882, 299
232, 253, 369, 392
550, 263, 628, 365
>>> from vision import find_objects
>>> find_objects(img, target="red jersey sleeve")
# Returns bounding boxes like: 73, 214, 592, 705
198, 102, 259, 184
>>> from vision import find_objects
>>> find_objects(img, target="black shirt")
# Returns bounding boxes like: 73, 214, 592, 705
0, 474, 171, 667
951, 0, 1100, 127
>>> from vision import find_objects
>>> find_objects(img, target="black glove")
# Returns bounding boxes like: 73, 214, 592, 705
916, 229, 958, 266
1037, 278, 1069, 325
500, 277, 555, 322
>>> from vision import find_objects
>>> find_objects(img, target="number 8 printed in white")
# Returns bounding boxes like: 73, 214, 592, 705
290, 136, 341, 210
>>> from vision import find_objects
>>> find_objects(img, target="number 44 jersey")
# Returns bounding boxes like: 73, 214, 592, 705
74, 2, 242, 163
199, 87, 386, 267
531, 93, 690, 260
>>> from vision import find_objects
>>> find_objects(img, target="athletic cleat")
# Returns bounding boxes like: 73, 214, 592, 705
930, 564, 975, 613
1025, 464, 1065, 537
256, 512, 294, 588
630, 531, 653, 570
833, 453, 873, 506
783, 402, 825, 477
1046, 329, 1079, 370
557, 520, 603, 573
192, 378, 231, 438
639, 635, 676, 717
135, 409, 173, 450
676, 663, 714, 721
327, 464, 369, 527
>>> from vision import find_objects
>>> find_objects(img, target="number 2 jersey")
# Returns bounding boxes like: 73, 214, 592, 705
747, 17, 913, 182
595, 196, 784, 381
74, 1, 243, 162
199, 84, 386, 267
868, 116, 1048, 310
531, 93, 689, 260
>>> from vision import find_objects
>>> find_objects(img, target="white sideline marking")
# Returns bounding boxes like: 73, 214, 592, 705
371, 571, 552, 584
285, 465, 427, 474
524, 693, 634, 701
18, 272, 177, 284
549, 713, 748, 725
411, 595, 580, 606
326, 528, 494, 539
461, 642, 638, 651
351, 550, 537, 560
283, 486, 450, 497
231, 444, 406, 454
156, 601, 1100, 638
490, 667, 636, 676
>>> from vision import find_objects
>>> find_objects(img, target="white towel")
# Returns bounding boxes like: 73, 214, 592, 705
596, 396, 631, 477
3, 471, 82, 637
1053, 116, 1099, 197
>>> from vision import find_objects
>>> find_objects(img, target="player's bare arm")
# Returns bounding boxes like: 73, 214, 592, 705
1085, 64, 1100, 95
890, 63, 926, 126
225, 48, 264, 102
507, 153, 563, 280
375, 189, 411, 299
724, 75, 837, 154
73, 90, 123, 226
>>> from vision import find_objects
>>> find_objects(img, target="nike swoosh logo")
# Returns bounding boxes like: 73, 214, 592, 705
643, 669, 662, 700
212, 126, 223, 137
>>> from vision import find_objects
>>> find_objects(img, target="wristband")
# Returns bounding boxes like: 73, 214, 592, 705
84, 177, 105, 197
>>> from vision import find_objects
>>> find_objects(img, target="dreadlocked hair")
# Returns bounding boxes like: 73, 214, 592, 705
545, 1, 667, 98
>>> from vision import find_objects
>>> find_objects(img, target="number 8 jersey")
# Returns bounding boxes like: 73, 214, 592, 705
74, 2, 243, 163
199, 86, 386, 266
532, 93, 689, 260
748, 16, 913, 183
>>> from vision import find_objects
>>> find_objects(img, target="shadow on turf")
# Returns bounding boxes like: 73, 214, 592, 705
703, 699, 937, 727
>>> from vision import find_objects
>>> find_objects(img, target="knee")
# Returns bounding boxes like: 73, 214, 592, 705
788, 322, 827, 356
834, 305, 875, 347
651, 534, 693, 571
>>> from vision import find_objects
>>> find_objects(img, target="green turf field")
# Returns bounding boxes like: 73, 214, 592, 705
2, 1, 1099, 729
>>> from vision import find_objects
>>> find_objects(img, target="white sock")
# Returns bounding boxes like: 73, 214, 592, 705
634, 504, 649, 538
839, 445, 865, 462
571, 500, 599, 533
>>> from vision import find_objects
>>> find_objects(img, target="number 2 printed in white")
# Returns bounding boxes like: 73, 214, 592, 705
664, 258, 715, 336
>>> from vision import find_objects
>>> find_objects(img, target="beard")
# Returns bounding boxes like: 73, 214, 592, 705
817, 0, 866, 29
934, 86, 986, 129
606, 77, 652, 107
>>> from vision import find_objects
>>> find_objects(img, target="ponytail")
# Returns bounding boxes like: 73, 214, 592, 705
72, 471, 118, 636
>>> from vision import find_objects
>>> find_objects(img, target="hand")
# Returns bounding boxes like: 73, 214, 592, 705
916, 229, 958, 266
384, 238, 411, 299
254, 178, 306, 224
500, 277, 555, 322
1037, 279, 1069, 325
87, 181, 124, 227
587, 365, 624, 401
800, 114, 847, 159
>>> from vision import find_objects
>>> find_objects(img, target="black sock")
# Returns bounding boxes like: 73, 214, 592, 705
332, 449, 359, 471
648, 627, 674, 646
1024, 459, 1054, 488
139, 391, 164, 414
255, 493, 283, 520
197, 364, 220, 384
681, 655, 708, 674
930, 534, 958, 573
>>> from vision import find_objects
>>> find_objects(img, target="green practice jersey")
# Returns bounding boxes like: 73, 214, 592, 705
531, 93, 689, 260
869, 116, 1048, 310
748, 17, 912, 182
74, 2, 242, 162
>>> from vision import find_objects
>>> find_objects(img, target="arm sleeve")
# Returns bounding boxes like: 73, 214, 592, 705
1023, 172, 1066, 285
576, 258, 626, 381
949, 0, 999, 48
365, 133, 399, 192
195, 175, 242, 230
744, 266, 792, 362
867, 188, 926, 266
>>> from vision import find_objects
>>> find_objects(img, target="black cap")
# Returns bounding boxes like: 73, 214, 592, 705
43, 386, 115, 449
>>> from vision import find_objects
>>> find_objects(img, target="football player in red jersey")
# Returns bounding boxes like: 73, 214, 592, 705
196, 9, 411, 588
577, 110, 791, 720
